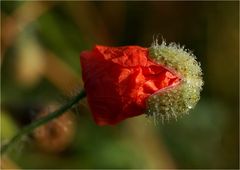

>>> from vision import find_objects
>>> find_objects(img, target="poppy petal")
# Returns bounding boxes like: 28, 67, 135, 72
80, 45, 180, 125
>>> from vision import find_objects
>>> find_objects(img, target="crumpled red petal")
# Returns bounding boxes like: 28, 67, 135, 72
80, 45, 180, 125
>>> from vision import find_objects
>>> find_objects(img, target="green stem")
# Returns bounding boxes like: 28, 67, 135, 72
1, 89, 86, 155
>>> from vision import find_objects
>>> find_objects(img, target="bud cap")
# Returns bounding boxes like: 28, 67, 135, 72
147, 40, 203, 122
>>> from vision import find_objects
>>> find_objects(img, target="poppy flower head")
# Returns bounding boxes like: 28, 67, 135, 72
80, 41, 203, 125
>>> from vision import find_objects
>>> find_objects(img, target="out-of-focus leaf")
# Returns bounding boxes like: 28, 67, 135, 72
1, 111, 19, 141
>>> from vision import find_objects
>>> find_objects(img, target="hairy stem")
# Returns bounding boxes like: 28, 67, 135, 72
1, 89, 86, 155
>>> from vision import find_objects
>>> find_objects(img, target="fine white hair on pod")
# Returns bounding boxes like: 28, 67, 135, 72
146, 40, 203, 123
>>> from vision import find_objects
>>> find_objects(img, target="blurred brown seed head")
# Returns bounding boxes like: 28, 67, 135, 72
33, 104, 76, 153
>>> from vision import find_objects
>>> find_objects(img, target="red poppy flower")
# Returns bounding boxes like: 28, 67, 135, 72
80, 42, 203, 126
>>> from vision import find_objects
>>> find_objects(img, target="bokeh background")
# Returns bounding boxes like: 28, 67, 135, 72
1, 1, 239, 169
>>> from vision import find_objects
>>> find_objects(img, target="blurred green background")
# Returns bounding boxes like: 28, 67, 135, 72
1, 1, 239, 169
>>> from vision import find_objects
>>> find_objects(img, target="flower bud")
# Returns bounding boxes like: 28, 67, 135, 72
80, 41, 203, 125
